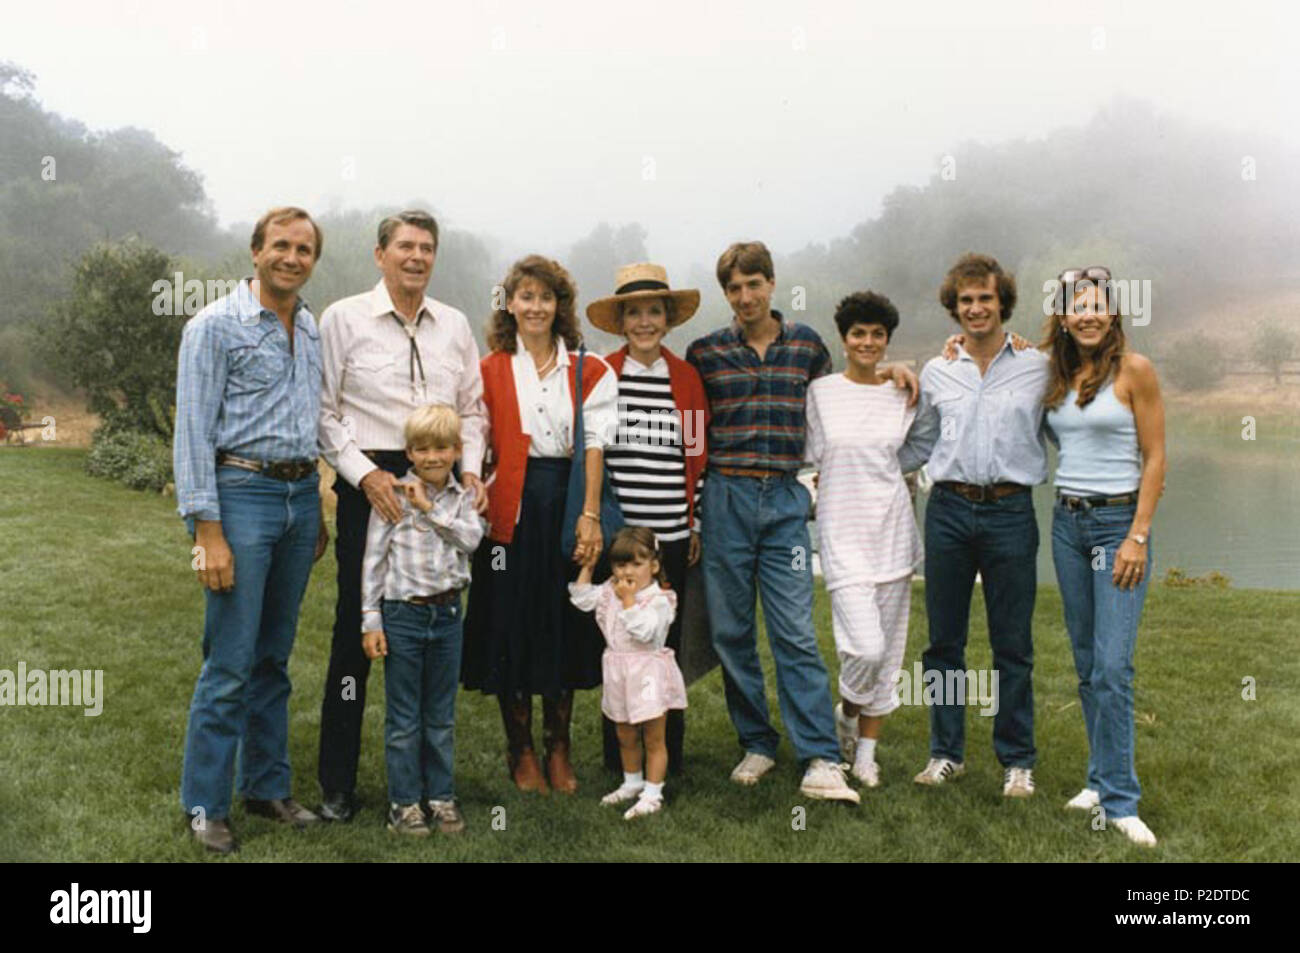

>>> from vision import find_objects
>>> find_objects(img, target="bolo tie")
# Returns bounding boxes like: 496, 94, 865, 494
392, 312, 427, 402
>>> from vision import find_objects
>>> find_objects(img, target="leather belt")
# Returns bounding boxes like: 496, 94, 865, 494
217, 453, 316, 481
713, 465, 790, 480
937, 481, 1030, 503
406, 589, 462, 607
1059, 491, 1138, 511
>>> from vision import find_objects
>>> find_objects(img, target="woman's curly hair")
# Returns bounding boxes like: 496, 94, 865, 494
486, 254, 582, 353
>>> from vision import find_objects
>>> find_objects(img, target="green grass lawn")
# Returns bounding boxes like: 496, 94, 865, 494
2, 447, 1297, 862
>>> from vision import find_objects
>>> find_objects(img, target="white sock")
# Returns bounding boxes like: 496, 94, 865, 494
856, 738, 877, 762
643, 781, 664, 800
623, 771, 644, 788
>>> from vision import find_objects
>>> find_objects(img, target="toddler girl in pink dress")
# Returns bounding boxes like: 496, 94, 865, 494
569, 526, 688, 819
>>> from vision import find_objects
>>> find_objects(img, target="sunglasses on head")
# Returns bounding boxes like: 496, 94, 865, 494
1058, 265, 1112, 284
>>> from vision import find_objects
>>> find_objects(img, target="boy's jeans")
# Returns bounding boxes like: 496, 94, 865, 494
181, 467, 319, 819
381, 599, 463, 804
700, 471, 840, 765
922, 484, 1038, 768
1051, 500, 1150, 820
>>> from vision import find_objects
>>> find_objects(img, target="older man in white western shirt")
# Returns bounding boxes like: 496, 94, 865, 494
315, 210, 487, 822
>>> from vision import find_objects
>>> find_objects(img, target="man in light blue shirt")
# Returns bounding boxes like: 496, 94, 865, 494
174, 206, 329, 854
899, 253, 1047, 798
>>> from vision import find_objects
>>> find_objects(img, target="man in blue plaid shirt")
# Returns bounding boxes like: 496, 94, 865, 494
687, 241, 916, 803
174, 206, 329, 854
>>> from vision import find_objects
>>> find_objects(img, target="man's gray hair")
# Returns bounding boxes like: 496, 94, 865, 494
377, 210, 439, 251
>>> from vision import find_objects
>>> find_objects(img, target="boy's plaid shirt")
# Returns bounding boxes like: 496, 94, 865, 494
685, 311, 831, 472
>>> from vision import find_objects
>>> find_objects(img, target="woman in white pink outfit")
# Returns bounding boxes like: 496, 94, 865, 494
569, 526, 687, 819
805, 291, 922, 790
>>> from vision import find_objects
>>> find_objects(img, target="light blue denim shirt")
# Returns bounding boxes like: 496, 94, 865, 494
898, 337, 1050, 486
174, 279, 322, 521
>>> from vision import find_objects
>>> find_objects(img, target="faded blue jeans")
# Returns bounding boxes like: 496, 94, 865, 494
1052, 500, 1150, 820
380, 598, 463, 804
181, 466, 319, 820
701, 471, 840, 765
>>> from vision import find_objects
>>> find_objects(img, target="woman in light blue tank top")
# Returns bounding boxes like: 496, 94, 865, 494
1043, 266, 1167, 847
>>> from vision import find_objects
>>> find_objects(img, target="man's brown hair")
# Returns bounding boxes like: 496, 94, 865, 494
938, 252, 1016, 323
378, 210, 439, 251
715, 241, 774, 289
250, 206, 322, 261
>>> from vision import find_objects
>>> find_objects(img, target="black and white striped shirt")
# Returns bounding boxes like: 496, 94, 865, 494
605, 355, 703, 543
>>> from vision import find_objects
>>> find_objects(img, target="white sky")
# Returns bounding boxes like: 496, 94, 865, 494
6, 0, 1296, 279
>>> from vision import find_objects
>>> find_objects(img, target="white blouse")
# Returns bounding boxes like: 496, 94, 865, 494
568, 580, 677, 652
511, 335, 618, 458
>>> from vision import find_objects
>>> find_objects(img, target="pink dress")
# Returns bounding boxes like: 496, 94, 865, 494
568, 581, 688, 725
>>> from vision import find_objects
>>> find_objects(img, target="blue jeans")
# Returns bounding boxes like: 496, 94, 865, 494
181, 466, 319, 819
922, 484, 1037, 767
701, 472, 839, 765
381, 599, 463, 804
1052, 500, 1149, 819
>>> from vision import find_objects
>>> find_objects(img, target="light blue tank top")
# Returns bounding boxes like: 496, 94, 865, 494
1046, 381, 1141, 496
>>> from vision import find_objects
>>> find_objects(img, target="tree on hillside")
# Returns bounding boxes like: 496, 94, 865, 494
1249, 322, 1297, 385
0, 61, 221, 393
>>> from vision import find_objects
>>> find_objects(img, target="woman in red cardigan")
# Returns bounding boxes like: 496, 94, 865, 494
587, 263, 709, 777
462, 255, 618, 794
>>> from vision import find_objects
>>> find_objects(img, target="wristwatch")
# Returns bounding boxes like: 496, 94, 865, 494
1128, 533, 1148, 545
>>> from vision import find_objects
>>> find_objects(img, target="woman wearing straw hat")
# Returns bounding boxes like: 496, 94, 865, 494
461, 254, 618, 795
587, 263, 708, 779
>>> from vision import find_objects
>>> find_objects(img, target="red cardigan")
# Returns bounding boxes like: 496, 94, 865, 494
604, 345, 710, 528
481, 349, 611, 544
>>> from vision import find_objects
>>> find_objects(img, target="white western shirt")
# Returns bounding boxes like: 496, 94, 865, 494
319, 280, 487, 487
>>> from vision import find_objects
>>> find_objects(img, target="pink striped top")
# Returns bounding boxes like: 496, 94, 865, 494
805, 373, 922, 589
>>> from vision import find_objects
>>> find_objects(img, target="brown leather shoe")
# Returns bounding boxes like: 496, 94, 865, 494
244, 797, 320, 828
512, 749, 550, 794
546, 742, 578, 795
191, 817, 238, 855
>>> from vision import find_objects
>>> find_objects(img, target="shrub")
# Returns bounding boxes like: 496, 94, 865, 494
86, 427, 173, 491
1164, 331, 1227, 392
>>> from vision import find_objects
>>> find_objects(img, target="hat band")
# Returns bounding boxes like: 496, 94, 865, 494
615, 278, 670, 295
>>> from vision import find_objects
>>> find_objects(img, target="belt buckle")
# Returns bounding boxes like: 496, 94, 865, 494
970, 484, 989, 503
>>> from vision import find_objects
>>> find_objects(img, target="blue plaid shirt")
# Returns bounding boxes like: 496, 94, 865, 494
173, 279, 322, 521
686, 311, 831, 472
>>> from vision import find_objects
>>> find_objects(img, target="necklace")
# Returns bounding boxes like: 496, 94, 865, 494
533, 343, 558, 378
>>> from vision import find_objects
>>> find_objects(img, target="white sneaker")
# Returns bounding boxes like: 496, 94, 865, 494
1113, 815, 1158, 847
1065, 787, 1100, 810
851, 756, 880, 788
913, 757, 965, 786
730, 752, 776, 786
1002, 766, 1035, 798
623, 792, 663, 820
600, 782, 645, 806
834, 702, 858, 763
800, 759, 860, 804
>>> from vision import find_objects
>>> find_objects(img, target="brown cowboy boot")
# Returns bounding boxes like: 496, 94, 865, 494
500, 694, 549, 794
543, 692, 578, 794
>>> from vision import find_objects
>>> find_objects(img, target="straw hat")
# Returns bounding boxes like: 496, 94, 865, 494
586, 263, 700, 336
